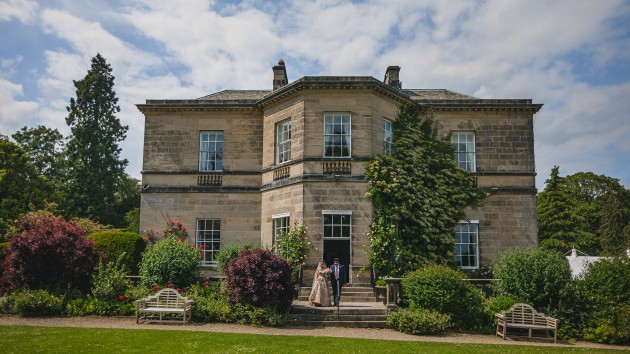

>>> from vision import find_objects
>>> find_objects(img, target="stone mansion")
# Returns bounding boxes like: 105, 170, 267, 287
137, 60, 542, 281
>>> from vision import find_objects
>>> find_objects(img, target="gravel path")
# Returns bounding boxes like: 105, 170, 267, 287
0, 315, 627, 351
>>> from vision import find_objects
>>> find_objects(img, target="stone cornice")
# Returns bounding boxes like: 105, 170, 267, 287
136, 100, 260, 113
419, 100, 543, 113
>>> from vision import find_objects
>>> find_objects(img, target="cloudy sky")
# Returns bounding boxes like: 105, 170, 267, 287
1, 0, 629, 189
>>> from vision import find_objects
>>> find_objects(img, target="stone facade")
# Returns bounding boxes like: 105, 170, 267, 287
137, 61, 542, 281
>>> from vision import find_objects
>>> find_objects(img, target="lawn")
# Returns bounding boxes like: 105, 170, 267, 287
0, 326, 625, 354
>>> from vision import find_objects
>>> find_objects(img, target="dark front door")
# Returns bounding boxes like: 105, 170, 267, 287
323, 239, 350, 279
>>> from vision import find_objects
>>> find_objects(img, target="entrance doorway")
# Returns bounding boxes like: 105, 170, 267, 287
323, 239, 350, 272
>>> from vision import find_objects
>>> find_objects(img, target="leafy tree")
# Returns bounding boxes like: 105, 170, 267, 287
65, 53, 128, 226
537, 166, 594, 252
11, 125, 64, 176
537, 167, 629, 254
365, 106, 485, 276
0, 139, 47, 238
113, 174, 140, 228
598, 186, 630, 255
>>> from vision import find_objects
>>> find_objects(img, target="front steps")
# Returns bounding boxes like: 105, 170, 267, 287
289, 283, 388, 328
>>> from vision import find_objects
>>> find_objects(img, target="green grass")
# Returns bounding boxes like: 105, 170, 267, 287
0, 326, 624, 354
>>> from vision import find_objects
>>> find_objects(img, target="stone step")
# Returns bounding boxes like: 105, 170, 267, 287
289, 301, 388, 328
298, 286, 377, 302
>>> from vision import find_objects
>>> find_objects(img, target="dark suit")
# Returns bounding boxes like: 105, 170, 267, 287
329, 263, 347, 306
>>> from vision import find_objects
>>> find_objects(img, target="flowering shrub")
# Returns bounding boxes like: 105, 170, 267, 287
0, 215, 98, 294
225, 248, 294, 312
91, 255, 129, 301
163, 220, 188, 240
274, 222, 309, 267
138, 237, 201, 289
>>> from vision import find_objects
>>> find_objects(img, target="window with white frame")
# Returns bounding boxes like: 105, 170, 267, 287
383, 120, 393, 156
272, 213, 290, 243
323, 211, 352, 238
324, 113, 351, 157
276, 120, 291, 164
455, 221, 479, 269
199, 131, 224, 171
197, 219, 220, 265
451, 132, 476, 172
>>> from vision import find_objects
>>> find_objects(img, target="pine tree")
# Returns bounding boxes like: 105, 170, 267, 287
365, 106, 485, 276
537, 166, 594, 252
65, 54, 128, 225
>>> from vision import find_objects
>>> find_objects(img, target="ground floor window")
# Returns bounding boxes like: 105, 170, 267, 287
323, 211, 352, 238
455, 221, 479, 269
272, 213, 290, 243
197, 219, 220, 266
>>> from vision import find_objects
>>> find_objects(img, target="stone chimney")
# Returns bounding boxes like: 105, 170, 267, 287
383, 66, 401, 89
273, 59, 288, 91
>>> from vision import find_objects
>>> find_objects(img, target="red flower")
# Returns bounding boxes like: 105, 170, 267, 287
204, 281, 209, 286
119, 295, 125, 301
168, 283, 173, 288
199, 245, 204, 250
182, 227, 187, 231
152, 285, 158, 291
177, 288, 181, 293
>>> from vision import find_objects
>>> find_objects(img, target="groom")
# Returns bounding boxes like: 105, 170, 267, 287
329, 258, 347, 306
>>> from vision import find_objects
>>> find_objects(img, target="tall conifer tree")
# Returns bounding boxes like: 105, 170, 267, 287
65, 54, 128, 225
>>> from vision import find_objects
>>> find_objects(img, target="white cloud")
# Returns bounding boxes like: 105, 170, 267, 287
0, 0, 37, 23
0, 78, 39, 134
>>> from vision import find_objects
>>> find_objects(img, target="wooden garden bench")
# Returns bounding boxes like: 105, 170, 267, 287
135, 288, 194, 324
496, 303, 558, 343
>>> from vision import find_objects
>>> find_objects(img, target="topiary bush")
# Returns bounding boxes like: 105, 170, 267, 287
225, 248, 294, 313
387, 308, 451, 335
138, 237, 201, 289
2, 289, 63, 317
0, 215, 98, 294
87, 230, 145, 274
400, 265, 485, 330
492, 247, 572, 310
578, 257, 630, 344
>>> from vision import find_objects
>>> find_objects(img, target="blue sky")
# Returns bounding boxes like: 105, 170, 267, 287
1, 0, 629, 189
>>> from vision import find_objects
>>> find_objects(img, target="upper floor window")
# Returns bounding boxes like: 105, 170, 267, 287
197, 219, 220, 266
324, 113, 351, 157
272, 213, 290, 243
323, 211, 352, 239
451, 132, 476, 172
199, 131, 224, 171
383, 120, 393, 156
455, 221, 479, 269
276, 120, 291, 164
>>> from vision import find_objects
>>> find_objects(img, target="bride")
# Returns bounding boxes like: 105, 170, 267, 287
308, 260, 332, 307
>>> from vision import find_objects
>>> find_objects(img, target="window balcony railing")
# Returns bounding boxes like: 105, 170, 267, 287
197, 174, 222, 186
273, 166, 290, 180
323, 160, 351, 175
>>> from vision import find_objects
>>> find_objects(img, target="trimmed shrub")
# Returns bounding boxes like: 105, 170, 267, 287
3, 289, 63, 317
0, 215, 98, 294
492, 247, 572, 310
578, 257, 630, 344
138, 237, 201, 289
401, 265, 485, 330
225, 248, 294, 313
87, 230, 145, 274
387, 308, 451, 335
215, 242, 258, 275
